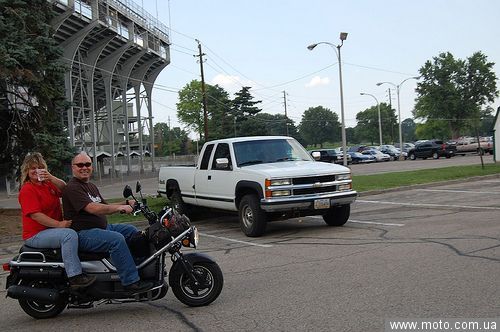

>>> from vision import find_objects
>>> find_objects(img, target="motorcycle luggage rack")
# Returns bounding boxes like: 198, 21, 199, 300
17, 251, 47, 263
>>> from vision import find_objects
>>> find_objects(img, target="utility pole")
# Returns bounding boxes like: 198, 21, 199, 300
283, 90, 289, 136
195, 39, 208, 141
388, 88, 394, 144
168, 116, 172, 157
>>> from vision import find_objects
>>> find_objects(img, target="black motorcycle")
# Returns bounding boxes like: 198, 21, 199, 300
3, 182, 223, 319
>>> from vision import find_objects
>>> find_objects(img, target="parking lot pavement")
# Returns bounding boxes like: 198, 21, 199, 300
1, 176, 499, 330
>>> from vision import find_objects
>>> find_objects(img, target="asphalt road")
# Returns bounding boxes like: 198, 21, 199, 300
0, 170, 499, 331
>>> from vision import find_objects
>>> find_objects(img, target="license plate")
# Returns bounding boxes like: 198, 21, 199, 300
314, 198, 330, 209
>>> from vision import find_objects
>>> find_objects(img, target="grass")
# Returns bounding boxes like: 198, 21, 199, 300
106, 163, 500, 223
352, 163, 500, 192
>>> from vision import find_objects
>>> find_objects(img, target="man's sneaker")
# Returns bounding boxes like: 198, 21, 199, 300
124, 280, 154, 293
69, 273, 97, 289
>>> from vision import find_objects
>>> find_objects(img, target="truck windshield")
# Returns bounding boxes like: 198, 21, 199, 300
233, 138, 312, 167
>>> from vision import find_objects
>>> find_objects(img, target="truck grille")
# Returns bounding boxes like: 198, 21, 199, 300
293, 185, 338, 195
292, 175, 336, 185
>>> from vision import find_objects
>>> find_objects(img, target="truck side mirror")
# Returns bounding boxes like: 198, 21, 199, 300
311, 151, 320, 161
215, 158, 229, 170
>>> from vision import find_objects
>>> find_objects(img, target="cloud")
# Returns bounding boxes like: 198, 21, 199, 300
211, 74, 254, 94
305, 76, 330, 88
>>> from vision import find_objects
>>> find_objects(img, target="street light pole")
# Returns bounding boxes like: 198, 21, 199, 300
360, 92, 382, 146
307, 32, 349, 166
376, 76, 418, 159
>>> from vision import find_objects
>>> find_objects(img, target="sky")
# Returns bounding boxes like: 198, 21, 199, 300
135, 0, 500, 136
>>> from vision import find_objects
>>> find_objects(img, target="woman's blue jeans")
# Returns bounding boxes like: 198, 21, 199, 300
77, 224, 139, 286
25, 228, 82, 278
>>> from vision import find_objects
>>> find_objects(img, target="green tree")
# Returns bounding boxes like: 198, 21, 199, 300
355, 103, 396, 145
153, 122, 189, 156
176, 80, 233, 140
232, 86, 262, 119
414, 52, 498, 139
0, 0, 73, 179
206, 84, 232, 140
299, 106, 340, 147
176, 80, 204, 139
238, 113, 298, 138
231, 86, 262, 136
401, 118, 417, 142
415, 120, 451, 140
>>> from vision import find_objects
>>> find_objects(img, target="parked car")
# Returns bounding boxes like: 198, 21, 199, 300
394, 142, 416, 153
361, 149, 391, 162
379, 145, 402, 161
348, 151, 376, 164
333, 147, 352, 164
348, 145, 367, 153
407, 139, 457, 160
309, 148, 351, 164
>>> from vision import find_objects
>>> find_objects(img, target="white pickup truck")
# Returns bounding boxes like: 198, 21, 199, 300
158, 136, 357, 237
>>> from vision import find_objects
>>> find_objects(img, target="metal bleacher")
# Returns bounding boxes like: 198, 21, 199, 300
50, 0, 170, 176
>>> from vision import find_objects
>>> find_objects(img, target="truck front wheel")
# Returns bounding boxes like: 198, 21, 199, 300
323, 205, 350, 226
238, 194, 267, 237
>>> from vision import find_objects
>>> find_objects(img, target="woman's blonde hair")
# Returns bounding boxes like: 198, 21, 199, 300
20, 152, 47, 185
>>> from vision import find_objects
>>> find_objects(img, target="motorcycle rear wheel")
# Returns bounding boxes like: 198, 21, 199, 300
18, 279, 68, 319
169, 261, 223, 307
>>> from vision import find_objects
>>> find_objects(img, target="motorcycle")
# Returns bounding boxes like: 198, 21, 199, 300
3, 181, 223, 319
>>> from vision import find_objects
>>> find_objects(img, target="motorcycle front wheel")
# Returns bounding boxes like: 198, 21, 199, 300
169, 261, 223, 307
18, 279, 68, 319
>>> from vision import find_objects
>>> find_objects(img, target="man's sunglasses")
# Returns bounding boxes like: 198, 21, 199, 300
74, 162, 92, 168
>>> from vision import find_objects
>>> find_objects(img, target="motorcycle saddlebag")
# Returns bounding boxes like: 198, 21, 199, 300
128, 231, 151, 257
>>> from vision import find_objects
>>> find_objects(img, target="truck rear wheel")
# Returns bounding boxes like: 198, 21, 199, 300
432, 151, 439, 159
238, 194, 267, 237
323, 205, 350, 226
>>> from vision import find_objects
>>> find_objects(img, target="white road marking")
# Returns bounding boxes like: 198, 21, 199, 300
416, 189, 500, 194
357, 199, 500, 210
309, 216, 404, 227
200, 232, 273, 248
349, 220, 405, 227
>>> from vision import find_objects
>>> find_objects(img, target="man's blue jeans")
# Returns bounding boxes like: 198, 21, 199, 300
25, 228, 82, 278
78, 224, 139, 286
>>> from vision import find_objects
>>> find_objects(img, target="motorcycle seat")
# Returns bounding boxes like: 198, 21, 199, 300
19, 245, 110, 262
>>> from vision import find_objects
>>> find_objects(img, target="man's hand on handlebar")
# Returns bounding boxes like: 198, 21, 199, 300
118, 205, 134, 214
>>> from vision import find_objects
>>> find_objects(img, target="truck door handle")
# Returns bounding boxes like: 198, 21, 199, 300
208, 175, 212, 180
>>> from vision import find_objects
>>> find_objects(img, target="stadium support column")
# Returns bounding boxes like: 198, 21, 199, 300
143, 62, 168, 173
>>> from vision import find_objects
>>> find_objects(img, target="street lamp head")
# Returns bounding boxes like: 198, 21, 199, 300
376, 82, 383, 86
307, 43, 318, 51
339, 32, 348, 41
360, 92, 366, 96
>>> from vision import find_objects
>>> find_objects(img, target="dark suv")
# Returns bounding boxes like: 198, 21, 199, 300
408, 140, 457, 160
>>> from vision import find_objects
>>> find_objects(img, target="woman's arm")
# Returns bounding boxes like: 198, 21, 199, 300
29, 212, 71, 228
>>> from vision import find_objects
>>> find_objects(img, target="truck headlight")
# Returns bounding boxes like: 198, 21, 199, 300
269, 178, 291, 186
337, 173, 351, 181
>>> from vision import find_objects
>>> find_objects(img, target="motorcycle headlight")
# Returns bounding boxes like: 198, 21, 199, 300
192, 226, 199, 248
182, 226, 199, 248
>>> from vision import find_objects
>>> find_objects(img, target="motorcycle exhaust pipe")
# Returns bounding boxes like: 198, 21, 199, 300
7, 285, 60, 304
